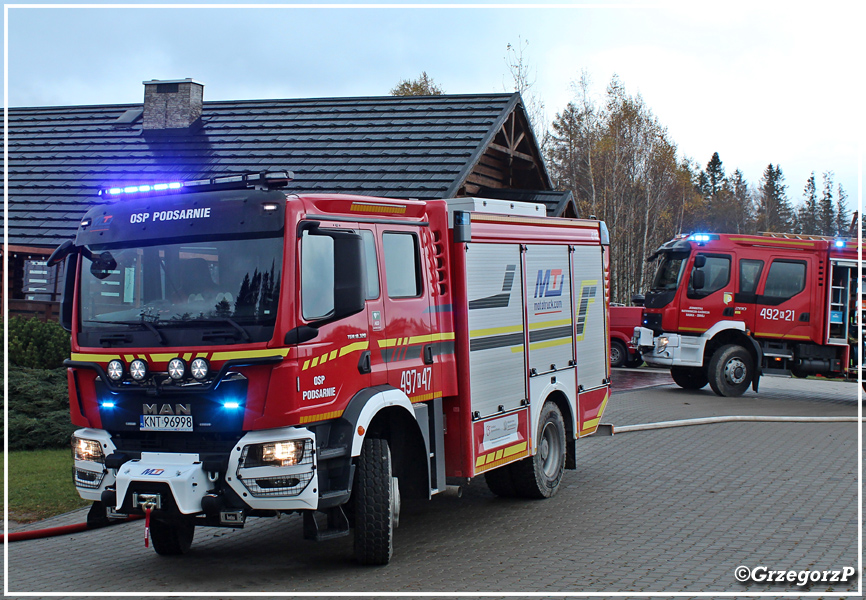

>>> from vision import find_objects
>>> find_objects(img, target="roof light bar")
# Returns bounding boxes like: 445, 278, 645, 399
834, 240, 845, 248
688, 233, 720, 242
98, 170, 292, 198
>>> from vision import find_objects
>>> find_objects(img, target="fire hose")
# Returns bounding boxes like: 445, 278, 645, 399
614, 414, 858, 434
2, 514, 141, 543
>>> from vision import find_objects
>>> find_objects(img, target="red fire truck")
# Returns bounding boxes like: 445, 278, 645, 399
50, 171, 611, 564
634, 232, 861, 396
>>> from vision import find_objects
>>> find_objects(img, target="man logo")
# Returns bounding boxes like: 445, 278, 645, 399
141, 468, 164, 476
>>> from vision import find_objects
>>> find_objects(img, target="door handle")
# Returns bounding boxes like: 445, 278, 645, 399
423, 345, 434, 365
357, 350, 371, 374
799, 313, 810, 322
722, 307, 734, 317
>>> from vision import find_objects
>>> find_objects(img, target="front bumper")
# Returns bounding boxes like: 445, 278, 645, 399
634, 327, 705, 367
72, 426, 319, 515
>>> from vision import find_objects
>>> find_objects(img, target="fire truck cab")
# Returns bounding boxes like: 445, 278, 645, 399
634, 232, 860, 396
52, 171, 612, 565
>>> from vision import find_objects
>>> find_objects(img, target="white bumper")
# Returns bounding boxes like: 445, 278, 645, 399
634, 327, 706, 367
73, 426, 319, 514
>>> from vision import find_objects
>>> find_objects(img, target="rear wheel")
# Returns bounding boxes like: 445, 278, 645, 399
670, 366, 709, 390
354, 437, 398, 565
150, 516, 195, 556
625, 354, 644, 368
484, 465, 517, 498
511, 402, 567, 499
707, 344, 753, 397
610, 340, 628, 368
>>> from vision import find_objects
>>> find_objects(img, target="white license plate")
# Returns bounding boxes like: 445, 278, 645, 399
140, 415, 193, 432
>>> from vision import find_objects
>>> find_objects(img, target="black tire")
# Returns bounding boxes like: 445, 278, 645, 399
791, 367, 809, 379
610, 340, 628, 368
670, 366, 709, 390
149, 516, 195, 556
510, 402, 567, 499
354, 437, 398, 565
707, 344, 753, 397
484, 465, 518, 498
625, 355, 644, 368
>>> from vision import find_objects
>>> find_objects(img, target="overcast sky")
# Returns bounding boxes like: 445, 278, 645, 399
4, 2, 862, 217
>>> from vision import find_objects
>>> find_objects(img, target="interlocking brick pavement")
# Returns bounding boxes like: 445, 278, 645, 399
4, 376, 860, 597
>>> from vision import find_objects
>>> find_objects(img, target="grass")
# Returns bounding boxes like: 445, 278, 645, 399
2, 449, 90, 523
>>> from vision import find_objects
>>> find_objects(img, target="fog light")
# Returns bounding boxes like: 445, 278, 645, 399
190, 358, 209, 380
167, 358, 186, 380
72, 436, 105, 463
107, 359, 124, 381
129, 359, 148, 381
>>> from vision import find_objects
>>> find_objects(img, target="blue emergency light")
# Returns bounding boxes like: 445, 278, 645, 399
102, 181, 184, 197
690, 234, 711, 242
834, 240, 845, 248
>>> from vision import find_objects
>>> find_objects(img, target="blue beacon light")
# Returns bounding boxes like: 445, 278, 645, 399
834, 240, 845, 248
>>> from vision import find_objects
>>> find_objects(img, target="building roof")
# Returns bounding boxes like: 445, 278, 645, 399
7, 92, 553, 248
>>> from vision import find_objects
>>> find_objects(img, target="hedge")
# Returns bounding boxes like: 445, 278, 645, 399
6, 316, 71, 369
6, 366, 77, 450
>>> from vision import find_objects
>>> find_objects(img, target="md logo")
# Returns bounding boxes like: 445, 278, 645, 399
534, 269, 564, 298
140, 468, 165, 476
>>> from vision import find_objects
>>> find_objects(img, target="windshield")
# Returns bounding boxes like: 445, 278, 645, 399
650, 251, 689, 291
79, 237, 283, 339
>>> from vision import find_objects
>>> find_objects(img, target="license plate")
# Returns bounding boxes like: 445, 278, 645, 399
140, 415, 193, 432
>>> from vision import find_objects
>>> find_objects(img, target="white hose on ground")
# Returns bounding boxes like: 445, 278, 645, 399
614, 415, 859, 434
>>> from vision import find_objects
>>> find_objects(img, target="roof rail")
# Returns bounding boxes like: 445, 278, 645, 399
759, 231, 856, 242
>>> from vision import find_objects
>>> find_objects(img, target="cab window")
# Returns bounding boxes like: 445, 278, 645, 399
688, 254, 730, 298
739, 259, 764, 294
383, 232, 421, 298
763, 260, 806, 300
360, 230, 379, 300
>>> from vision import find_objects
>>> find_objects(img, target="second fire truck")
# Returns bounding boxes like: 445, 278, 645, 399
634, 232, 860, 396
51, 171, 612, 565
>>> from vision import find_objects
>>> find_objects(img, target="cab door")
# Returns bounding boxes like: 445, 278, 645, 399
374, 224, 437, 402
677, 253, 734, 334
754, 256, 814, 342
733, 256, 764, 333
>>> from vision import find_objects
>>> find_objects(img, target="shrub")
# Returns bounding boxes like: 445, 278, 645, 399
6, 367, 76, 450
6, 316, 71, 369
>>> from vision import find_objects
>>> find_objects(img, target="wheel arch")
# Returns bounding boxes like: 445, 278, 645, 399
363, 405, 431, 500
543, 390, 577, 470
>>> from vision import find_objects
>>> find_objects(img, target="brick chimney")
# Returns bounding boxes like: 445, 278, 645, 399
142, 79, 204, 131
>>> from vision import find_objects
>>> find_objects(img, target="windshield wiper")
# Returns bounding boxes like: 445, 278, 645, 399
161, 317, 252, 343
83, 319, 167, 346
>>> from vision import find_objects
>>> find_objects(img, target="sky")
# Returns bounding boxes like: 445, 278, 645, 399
4, 2, 863, 219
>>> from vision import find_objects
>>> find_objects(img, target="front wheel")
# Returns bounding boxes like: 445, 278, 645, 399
707, 344, 753, 397
610, 340, 628, 368
149, 516, 195, 556
670, 366, 708, 390
354, 437, 398, 565
510, 402, 567, 499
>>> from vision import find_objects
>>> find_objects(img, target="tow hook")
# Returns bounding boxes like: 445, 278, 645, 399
135, 495, 160, 548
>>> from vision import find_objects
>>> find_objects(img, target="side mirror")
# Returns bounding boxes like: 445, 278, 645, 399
59, 253, 78, 332
47, 240, 74, 267
331, 230, 366, 320
692, 269, 706, 290
693, 254, 707, 269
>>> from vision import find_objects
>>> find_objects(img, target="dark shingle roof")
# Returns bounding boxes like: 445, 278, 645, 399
7, 93, 520, 247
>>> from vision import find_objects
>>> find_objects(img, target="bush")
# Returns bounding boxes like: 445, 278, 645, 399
6, 316, 71, 369
6, 367, 77, 450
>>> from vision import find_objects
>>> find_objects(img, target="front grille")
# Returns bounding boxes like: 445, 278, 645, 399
111, 431, 242, 454
241, 471, 314, 498
73, 466, 104, 489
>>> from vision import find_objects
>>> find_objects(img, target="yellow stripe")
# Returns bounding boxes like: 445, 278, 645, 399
339, 341, 369, 356
529, 338, 572, 351
71, 353, 121, 363
469, 324, 523, 338
510, 345, 525, 353
302, 360, 310, 371
329, 349, 338, 360
729, 236, 815, 247
124, 354, 135, 362
299, 410, 344, 424
150, 353, 178, 362
182, 353, 192, 361
409, 391, 443, 403
581, 391, 611, 434
319, 353, 329, 365
311, 356, 319, 368
379, 332, 455, 347
210, 348, 290, 361
471, 213, 598, 228
528, 319, 572, 330
475, 442, 530, 472
756, 333, 812, 340
350, 202, 407, 214
680, 327, 707, 332
504, 441, 527, 457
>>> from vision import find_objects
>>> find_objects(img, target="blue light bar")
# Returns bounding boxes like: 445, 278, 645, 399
102, 181, 184, 197
690, 234, 711, 242
101, 401, 116, 409
834, 240, 845, 248
223, 401, 241, 409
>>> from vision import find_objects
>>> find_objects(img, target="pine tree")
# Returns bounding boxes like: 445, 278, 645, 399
819, 172, 835, 236
835, 183, 850, 236
757, 164, 793, 232
798, 172, 819, 235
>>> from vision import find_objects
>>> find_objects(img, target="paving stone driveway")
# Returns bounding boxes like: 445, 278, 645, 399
5, 374, 860, 597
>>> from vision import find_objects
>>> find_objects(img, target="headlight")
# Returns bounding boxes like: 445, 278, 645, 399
190, 357, 209, 381
657, 336, 668, 350
106, 360, 124, 381
72, 436, 105, 463
167, 358, 186, 380
129, 359, 148, 381
242, 440, 306, 468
